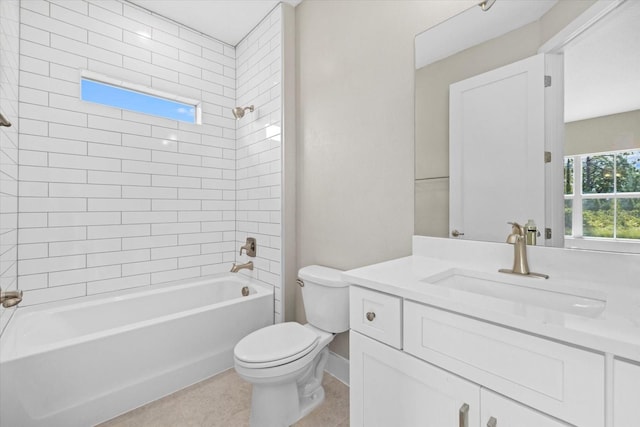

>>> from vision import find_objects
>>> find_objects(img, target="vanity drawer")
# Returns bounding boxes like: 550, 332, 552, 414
403, 301, 604, 427
350, 286, 402, 349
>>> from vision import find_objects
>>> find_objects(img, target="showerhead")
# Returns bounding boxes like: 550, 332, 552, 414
232, 105, 254, 120
232, 107, 244, 119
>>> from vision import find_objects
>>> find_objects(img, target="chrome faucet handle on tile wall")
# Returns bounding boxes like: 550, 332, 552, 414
0, 288, 23, 308
239, 237, 257, 257
0, 112, 12, 127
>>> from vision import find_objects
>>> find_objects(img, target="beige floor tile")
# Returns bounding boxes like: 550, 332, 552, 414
99, 370, 349, 427
218, 408, 251, 427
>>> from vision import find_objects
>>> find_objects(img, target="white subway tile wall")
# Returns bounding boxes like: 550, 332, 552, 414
0, 0, 20, 333
14, 0, 284, 311
235, 6, 283, 321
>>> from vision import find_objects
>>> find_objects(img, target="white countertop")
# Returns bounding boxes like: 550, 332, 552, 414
343, 236, 640, 361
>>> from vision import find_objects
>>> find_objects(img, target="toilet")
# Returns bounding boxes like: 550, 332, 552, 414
233, 265, 349, 427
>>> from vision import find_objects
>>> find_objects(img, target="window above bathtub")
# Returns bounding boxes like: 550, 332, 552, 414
80, 71, 201, 124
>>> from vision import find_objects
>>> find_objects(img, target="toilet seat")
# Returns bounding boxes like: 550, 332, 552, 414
234, 322, 320, 369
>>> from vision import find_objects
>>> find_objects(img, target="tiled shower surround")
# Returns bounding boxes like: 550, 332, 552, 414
0, 0, 20, 333
235, 10, 283, 317
9, 0, 284, 319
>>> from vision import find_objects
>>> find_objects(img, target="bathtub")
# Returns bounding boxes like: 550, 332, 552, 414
0, 274, 273, 427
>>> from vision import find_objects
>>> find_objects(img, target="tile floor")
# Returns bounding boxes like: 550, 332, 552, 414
99, 370, 349, 427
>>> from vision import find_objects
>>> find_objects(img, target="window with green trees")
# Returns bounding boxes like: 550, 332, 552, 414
564, 150, 640, 240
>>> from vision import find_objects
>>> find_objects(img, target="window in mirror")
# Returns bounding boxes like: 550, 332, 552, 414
564, 158, 574, 195
582, 154, 615, 194
564, 199, 573, 236
618, 198, 640, 239
582, 199, 614, 238
564, 158, 574, 236
565, 150, 640, 241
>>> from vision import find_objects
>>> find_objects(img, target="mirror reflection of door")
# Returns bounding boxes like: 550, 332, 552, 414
414, 0, 563, 243
415, 0, 639, 253
449, 54, 552, 244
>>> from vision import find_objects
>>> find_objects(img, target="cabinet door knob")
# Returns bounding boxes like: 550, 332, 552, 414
365, 312, 376, 322
487, 416, 497, 427
459, 403, 469, 427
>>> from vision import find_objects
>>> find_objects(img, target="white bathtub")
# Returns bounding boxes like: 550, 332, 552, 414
0, 274, 273, 427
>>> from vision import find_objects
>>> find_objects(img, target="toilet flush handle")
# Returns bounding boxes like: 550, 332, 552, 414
296, 279, 304, 287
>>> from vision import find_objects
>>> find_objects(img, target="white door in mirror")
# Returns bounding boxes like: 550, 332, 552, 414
449, 53, 551, 244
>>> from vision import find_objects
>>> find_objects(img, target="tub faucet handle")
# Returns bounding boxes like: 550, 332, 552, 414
0, 287, 23, 308
239, 237, 256, 257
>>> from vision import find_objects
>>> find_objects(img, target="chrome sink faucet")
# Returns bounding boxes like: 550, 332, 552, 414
230, 261, 254, 273
499, 222, 549, 279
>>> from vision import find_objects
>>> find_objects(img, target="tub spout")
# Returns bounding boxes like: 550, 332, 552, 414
1, 288, 23, 308
231, 261, 253, 273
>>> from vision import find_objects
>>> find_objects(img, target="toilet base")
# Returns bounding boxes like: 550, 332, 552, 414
297, 381, 325, 421
246, 347, 329, 427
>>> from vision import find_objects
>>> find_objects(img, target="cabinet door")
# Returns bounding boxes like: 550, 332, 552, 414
404, 301, 604, 427
481, 389, 571, 427
350, 330, 480, 427
613, 359, 640, 426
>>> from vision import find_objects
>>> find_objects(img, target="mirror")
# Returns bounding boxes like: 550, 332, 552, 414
414, 0, 640, 252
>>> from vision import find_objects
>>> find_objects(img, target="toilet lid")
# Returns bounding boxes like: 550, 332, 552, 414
234, 322, 319, 366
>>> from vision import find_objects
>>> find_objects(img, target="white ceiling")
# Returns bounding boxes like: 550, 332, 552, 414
415, 1, 558, 70
127, 0, 301, 46
129, 1, 638, 123
415, 0, 639, 123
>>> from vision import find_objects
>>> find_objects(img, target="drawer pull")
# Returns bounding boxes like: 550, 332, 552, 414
366, 311, 376, 322
459, 403, 469, 427
487, 416, 497, 427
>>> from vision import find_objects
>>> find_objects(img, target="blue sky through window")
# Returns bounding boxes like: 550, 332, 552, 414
81, 78, 196, 123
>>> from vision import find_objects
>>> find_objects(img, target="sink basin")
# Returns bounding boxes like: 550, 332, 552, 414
422, 268, 606, 318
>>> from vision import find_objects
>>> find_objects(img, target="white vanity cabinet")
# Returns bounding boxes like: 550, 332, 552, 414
350, 328, 572, 427
351, 327, 573, 427
613, 359, 640, 426
350, 286, 601, 427
350, 330, 481, 427
403, 301, 604, 427
480, 389, 570, 427
350, 285, 402, 349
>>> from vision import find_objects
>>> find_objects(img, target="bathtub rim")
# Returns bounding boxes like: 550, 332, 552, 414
0, 273, 273, 363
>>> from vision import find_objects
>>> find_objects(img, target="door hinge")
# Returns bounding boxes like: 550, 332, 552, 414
544, 75, 552, 87
544, 151, 552, 163
545, 228, 552, 239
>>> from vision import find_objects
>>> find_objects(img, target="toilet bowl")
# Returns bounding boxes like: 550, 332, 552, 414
233, 266, 349, 427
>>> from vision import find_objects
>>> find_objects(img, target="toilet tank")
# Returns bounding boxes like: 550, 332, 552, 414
298, 265, 349, 333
